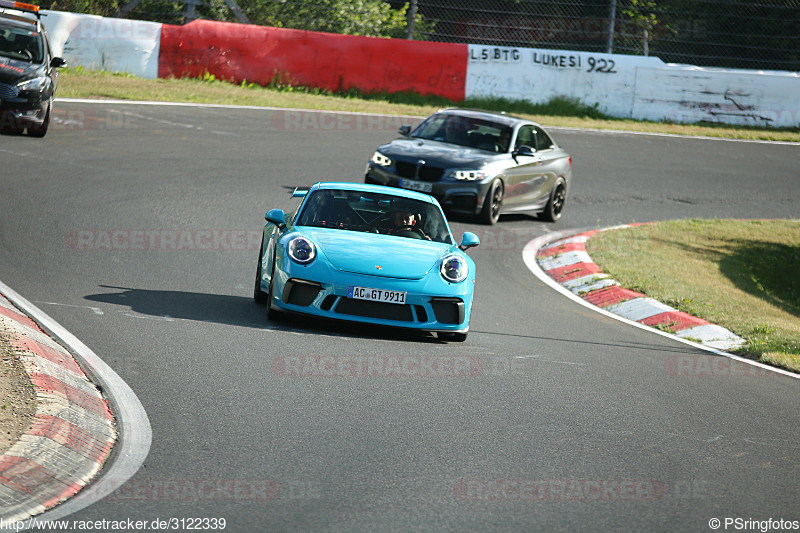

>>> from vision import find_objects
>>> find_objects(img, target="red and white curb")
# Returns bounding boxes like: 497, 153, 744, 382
534, 226, 745, 351
0, 292, 116, 522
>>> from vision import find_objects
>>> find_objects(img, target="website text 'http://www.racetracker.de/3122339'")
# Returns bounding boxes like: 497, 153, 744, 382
1, 517, 227, 531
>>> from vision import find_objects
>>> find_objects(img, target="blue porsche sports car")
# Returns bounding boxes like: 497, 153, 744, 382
254, 182, 480, 341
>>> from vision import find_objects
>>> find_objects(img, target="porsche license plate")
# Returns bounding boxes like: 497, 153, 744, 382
399, 179, 432, 193
348, 286, 407, 304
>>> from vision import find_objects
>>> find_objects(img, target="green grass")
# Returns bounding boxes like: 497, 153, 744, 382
58, 68, 800, 142
585, 219, 800, 373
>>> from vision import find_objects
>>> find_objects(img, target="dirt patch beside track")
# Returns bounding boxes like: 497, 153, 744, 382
0, 330, 35, 454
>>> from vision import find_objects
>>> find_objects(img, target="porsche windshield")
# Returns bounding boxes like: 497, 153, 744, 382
0, 23, 44, 63
411, 113, 513, 153
295, 189, 453, 245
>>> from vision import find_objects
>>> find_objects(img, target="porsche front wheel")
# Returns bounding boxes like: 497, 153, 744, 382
266, 259, 286, 322
253, 238, 268, 304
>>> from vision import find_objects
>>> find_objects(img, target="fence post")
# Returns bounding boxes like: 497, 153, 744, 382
606, 0, 616, 54
183, 0, 200, 23
407, 0, 418, 40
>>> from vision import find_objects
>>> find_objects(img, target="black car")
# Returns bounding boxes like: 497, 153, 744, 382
366, 108, 573, 224
0, 0, 66, 137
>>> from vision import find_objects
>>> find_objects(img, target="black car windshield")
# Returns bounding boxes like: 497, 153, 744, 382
295, 189, 453, 245
0, 24, 44, 63
411, 113, 513, 153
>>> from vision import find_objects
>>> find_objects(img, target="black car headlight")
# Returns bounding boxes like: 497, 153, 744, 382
371, 151, 392, 167
17, 76, 48, 93
440, 255, 468, 283
287, 237, 316, 264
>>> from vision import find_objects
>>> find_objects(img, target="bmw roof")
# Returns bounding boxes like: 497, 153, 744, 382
435, 107, 530, 127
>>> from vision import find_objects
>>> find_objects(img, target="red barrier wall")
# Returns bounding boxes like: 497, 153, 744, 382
159, 20, 467, 100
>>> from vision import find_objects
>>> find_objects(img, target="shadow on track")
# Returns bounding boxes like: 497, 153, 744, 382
83, 285, 708, 354
84, 285, 443, 343
469, 328, 710, 355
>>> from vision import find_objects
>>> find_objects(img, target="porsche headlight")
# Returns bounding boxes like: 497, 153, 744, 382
371, 151, 392, 167
17, 77, 48, 92
450, 170, 487, 181
440, 255, 468, 283
287, 236, 316, 264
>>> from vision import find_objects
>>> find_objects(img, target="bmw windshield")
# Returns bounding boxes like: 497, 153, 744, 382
295, 189, 453, 245
411, 113, 513, 153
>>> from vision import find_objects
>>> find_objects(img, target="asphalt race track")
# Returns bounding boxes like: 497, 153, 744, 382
1, 101, 799, 531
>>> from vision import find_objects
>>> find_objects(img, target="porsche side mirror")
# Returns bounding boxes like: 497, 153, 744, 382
265, 209, 286, 229
459, 232, 480, 251
51, 57, 67, 68
398, 125, 412, 136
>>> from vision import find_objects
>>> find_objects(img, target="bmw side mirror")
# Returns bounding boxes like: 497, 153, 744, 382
398, 125, 412, 136
51, 57, 67, 68
512, 144, 535, 162
265, 209, 286, 229
459, 232, 480, 251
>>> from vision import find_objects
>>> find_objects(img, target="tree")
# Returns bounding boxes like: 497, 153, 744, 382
241, 0, 423, 39
619, 0, 663, 55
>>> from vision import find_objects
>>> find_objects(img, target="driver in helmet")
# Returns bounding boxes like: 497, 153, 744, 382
388, 211, 430, 240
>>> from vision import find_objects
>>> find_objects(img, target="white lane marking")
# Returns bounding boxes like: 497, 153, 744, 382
119, 311, 175, 321
514, 355, 587, 366
37, 301, 105, 315
109, 108, 234, 135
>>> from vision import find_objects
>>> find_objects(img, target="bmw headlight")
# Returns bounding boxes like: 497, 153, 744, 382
17, 77, 48, 92
450, 170, 487, 181
440, 255, 468, 283
371, 151, 392, 167
287, 236, 316, 264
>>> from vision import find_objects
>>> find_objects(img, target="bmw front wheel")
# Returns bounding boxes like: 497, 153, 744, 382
479, 179, 503, 225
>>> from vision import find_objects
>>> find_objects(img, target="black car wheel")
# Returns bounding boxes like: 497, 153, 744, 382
541, 178, 567, 222
28, 99, 51, 138
266, 257, 286, 322
254, 237, 268, 304
479, 179, 504, 225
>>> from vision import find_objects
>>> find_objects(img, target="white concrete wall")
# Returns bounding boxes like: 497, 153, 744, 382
466, 44, 800, 128
466, 45, 667, 119
632, 65, 800, 128
41, 11, 161, 79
